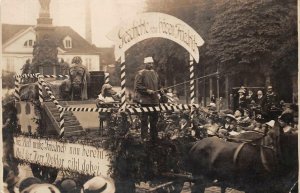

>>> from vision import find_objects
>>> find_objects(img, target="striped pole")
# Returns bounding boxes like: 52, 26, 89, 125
59, 108, 65, 137
58, 103, 199, 113
104, 73, 110, 84
39, 77, 65, 137
37, 74, 44, 103
15, 74, 69, 79
120, 54, 127, 110
14, 76, 20, 101
189, 54, 195, 104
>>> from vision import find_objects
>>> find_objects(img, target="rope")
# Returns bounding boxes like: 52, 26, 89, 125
155, 72, 218, 92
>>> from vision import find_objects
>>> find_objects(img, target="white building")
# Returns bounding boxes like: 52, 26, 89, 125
2, 24, 100, 74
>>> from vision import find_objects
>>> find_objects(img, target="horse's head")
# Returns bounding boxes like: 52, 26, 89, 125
69, 66, 85, 89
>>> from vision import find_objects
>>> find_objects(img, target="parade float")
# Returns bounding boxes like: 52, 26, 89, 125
7, 12, 208, 193
5, 8, 297, 193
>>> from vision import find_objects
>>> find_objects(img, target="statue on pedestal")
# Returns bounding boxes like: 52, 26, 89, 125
39, 0, 51, 17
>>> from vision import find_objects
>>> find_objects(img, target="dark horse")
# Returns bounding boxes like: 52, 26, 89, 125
185, 124, 298, 193
69, 65, 87, 100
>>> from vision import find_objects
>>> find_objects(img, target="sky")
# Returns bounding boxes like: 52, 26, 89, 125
1, 0, 146, 47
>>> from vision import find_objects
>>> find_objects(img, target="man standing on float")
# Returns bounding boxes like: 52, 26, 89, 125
134, 57, 160, 142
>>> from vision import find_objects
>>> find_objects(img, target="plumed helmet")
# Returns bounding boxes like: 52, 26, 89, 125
72, 56, 82, 64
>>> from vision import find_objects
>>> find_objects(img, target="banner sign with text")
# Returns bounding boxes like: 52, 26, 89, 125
13, 136, 110, 176
107, 12, 204, 62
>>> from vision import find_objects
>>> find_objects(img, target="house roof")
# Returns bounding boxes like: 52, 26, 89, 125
2, 24, 32, 44
2, 24, 98, 54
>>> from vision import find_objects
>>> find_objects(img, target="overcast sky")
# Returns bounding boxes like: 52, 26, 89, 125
1, 0, 146, 47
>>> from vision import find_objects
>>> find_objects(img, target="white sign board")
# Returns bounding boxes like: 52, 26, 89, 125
107, 12, 204, 62
13, 136, 110, 176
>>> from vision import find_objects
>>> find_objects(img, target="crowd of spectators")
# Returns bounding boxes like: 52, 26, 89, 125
3, 170, 115, 193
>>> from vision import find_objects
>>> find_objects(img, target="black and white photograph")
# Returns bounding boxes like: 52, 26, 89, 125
1, 0, 298, 193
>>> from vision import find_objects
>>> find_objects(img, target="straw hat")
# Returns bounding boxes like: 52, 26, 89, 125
21, 183, 60, 193
18, 177, 42, 192
83, 176, 115, 193
266, 120, 275, 128
238, 89, 245, 94
225, 114, 237, 121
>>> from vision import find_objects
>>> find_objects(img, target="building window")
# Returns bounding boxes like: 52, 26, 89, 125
6, 57, 15, 72
63, 36, 72, 49
66, 40, 71, 48
24, 40, 35, 47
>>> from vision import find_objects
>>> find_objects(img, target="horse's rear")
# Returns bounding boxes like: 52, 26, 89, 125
188, 129, 298, 193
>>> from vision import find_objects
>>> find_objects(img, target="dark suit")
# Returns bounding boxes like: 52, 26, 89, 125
134, 69, 160, 141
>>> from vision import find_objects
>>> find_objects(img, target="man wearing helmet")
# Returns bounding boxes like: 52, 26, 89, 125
134, 56, 160, 142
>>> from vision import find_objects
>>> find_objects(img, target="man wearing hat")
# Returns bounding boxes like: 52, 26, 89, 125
237, 88, 247, 109
264, 85, 278, 111
96, 84, 120, 131
83, 176, 115, 193
134, 56, 160, 141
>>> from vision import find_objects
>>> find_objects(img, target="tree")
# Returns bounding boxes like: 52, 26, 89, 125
205, 0, 297, 75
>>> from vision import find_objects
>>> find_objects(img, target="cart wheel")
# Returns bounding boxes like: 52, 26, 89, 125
30, 164, 58, 183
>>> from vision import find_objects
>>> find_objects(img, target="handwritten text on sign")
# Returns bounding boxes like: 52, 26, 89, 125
107, 12, 204, 62
13, 136, 110, 176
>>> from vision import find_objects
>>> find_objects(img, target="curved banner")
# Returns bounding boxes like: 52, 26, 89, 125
107, 12, 204, 63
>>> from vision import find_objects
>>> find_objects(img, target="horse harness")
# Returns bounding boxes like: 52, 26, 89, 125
232, 136, 277, 173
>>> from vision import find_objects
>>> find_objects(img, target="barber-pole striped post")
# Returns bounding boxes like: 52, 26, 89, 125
104, 73, 110, 84
37, 74, 44, 103
120, 54, 127, 110
189, 55, 195, 104
39, 77, 65, 137
14, 76, 20, 101
59, 108, 65, 137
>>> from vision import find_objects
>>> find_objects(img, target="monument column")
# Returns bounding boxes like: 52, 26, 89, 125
32, 0, 59, 75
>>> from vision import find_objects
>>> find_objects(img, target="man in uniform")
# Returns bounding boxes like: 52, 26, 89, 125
134, 57, 160, 142
264, 86, 278, 111
238, 88, 247, 110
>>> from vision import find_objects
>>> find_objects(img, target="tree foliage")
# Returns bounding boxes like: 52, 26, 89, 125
121, 0, 297, 91
204, 0, 297, 74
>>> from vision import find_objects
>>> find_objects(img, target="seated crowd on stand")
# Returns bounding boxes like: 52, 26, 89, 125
192, 85, 298, 139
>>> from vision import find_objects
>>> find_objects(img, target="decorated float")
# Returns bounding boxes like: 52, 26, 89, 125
8, 12, 207, 193
6, 12, 298, 193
